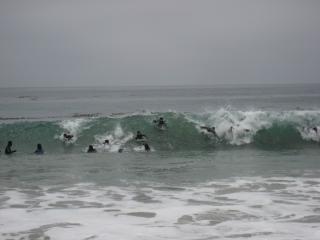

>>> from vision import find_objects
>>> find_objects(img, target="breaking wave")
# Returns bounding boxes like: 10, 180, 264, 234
1, 108, 320, 153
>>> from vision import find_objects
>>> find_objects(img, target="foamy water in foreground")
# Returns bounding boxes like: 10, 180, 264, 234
0, 148, 320, 240
1, 175, 320, 240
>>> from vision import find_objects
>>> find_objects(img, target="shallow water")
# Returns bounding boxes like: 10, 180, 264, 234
1, 150, 320, 240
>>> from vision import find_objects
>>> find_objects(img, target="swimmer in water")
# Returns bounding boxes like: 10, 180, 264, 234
143, 143, 151, 152
200, 126, 219, 139
5, 141, 16, 155
63, 133, 74, 141
135, 131, 147, 140
103, 139, 110, 145
34, 144, 44, 155
312, 127, 318, 133
87, 145, 97, 153
153, 117, 167, 128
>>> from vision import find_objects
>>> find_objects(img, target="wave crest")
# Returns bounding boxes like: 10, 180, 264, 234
1, 109, 320, 152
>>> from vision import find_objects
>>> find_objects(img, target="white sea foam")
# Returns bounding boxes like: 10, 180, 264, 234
187, 108, 320, 145
55, 118, 91, 144
133, 145, 154, 152
1, 176, 320, 240
94, 124, 134, 152
108, 109, 155, 119
298, 126, 320, 142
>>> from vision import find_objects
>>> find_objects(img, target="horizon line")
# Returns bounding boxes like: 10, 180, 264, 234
1, 82, 319, 89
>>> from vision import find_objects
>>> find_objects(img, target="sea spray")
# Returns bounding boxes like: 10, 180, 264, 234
94, 124, 134, 152
55, 118, 92, 144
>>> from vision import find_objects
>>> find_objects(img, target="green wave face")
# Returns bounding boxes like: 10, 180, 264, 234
1, 110, 320, 154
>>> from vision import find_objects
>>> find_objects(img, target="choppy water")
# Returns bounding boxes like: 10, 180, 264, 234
1, 84, 320, 240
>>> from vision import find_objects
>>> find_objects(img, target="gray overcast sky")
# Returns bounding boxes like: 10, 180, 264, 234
0, 0, 320, 87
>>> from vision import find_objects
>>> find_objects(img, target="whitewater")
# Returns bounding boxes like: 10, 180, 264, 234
0, 84, 320, 240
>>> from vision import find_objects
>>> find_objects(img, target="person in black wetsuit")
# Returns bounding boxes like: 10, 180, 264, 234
200, 126, 219, 139
87, 145, 97, 153
5, 141, 16, 155
135, 131, 147, 140
34, 144, 44, 155
153, 117, 167, 128
143, 143, 151, 152
63, 133, 74, 141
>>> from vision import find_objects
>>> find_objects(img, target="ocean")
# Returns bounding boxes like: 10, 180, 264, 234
0, 84, 320, 240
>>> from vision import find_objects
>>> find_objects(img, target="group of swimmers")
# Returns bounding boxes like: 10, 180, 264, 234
77, 117, 166, 153
1, 134, 145, 155
0, 116, 211, 155
200, 126, 251, 139
3, 118, 318, 155
1, 141, 43, 155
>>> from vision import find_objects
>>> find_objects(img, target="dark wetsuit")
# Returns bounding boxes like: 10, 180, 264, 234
135, 132, 146, 140
144, 143, 151, 152
64, 134, 73, 141
154, 118, 166, 128
201, 126, 219, 138
87, 145, 97, 153
34, 144, 44, 154
5, 144, 16, 155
